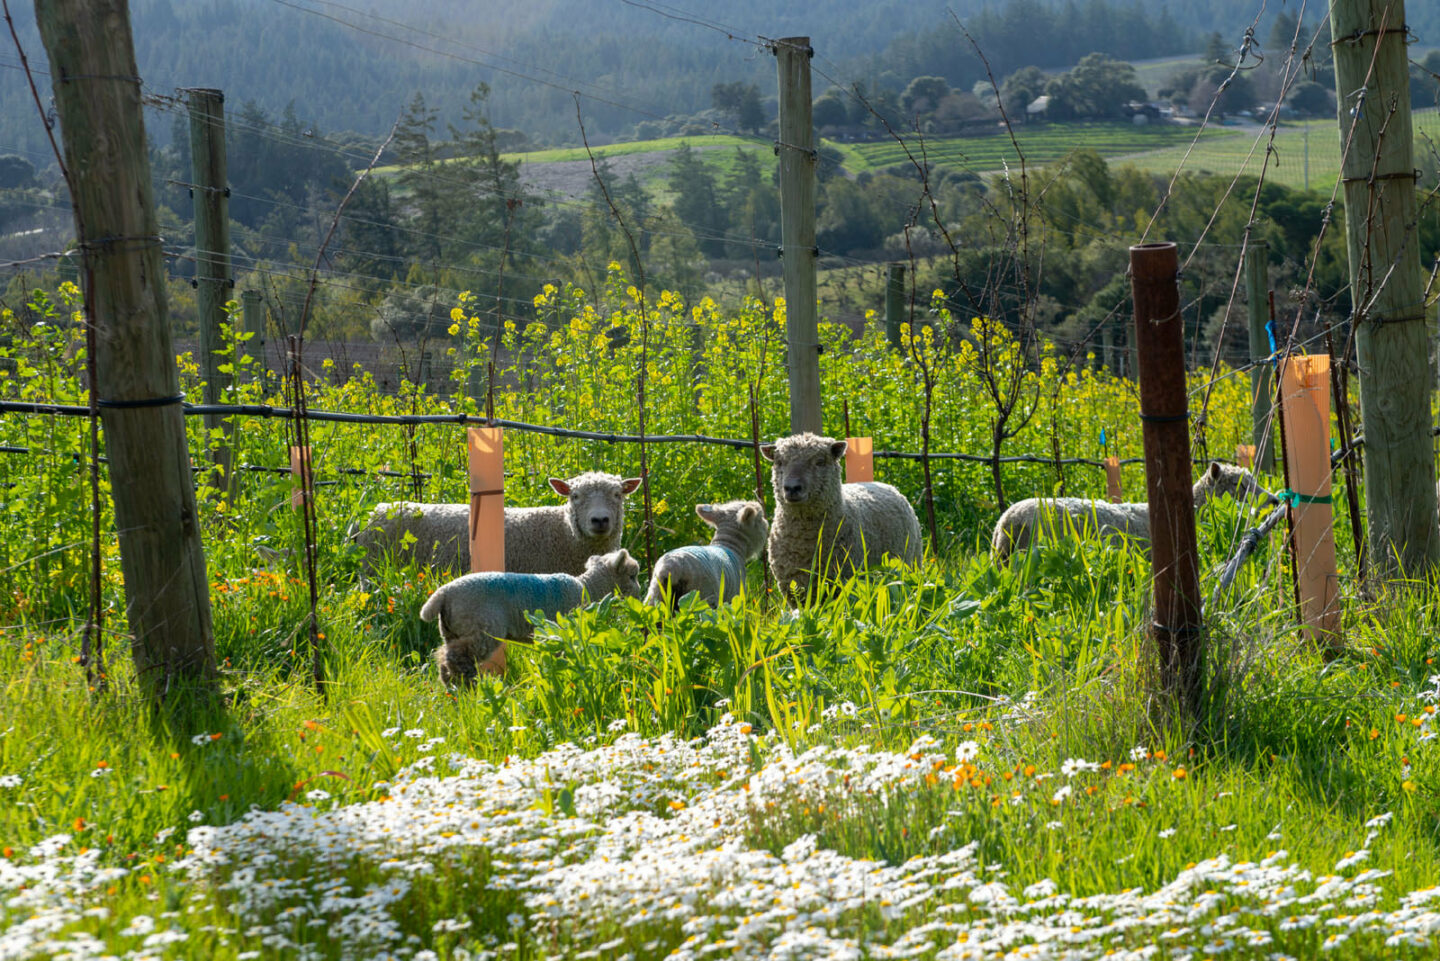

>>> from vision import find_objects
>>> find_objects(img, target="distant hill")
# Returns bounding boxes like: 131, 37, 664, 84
3, 0, 1422, 164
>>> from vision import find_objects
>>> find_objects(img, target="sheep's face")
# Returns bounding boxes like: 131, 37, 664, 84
551, 473, 642, 540
697, 500, 770, 559
587, 549, 643, 598
760, 434, 847, 507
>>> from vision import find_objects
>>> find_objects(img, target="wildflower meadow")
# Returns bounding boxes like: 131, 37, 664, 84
2, 276, 1438, 960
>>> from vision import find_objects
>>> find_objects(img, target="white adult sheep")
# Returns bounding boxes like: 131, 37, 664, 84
990, 461, 1275, 561
420, 548, 643, 685
643, 500, 769, 608
355, 472, 641, 575
760, 433, 923, 603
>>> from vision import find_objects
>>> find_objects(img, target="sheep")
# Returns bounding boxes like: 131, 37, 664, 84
760, 433, 923, 603
355, 472, 642, 576
420, 548, 643, 685
643, 500, 769, 608
990, 461, 1275, 561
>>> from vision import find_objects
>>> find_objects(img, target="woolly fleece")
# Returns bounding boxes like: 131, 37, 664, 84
420, 548, 642, 685
643, 500, 769, 607
355, 472, 641, 575
761, 433, 922, 603
990, 461, 1274, 560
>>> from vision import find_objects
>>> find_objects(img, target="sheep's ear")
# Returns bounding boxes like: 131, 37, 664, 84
695, 503, 718, 524
549, 477, 572, 497
759, 443, 776, 462
614, 549, 639, 575
739, 504, 759, 524
1209, 461, 1222, 480
621, 477, 643, 495
828, 440, 849, 461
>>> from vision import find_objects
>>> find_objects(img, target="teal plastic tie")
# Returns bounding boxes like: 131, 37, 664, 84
1277, 488, 1332, 507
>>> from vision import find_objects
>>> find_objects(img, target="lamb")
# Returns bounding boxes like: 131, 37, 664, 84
760, 433, 924, 603
420, 548, 643, 685
990, 461, 1275, 561
643, 500, 769, 608
355, 472, 642, 575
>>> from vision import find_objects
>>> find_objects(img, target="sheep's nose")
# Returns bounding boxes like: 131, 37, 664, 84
589, 516, 611, 533
783, 483, 804, 501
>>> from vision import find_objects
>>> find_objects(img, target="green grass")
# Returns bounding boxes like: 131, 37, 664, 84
1124, 108, 1440, 189
370, 134, 768, 177
3, 281, 1438, 959
4, 531, 1439, 959
836, 121, 1239, 174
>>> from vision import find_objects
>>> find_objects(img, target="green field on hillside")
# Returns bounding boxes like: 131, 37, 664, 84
1123, 109, 1440, 189
838, 121, 1241, 175
376, 110, 1440, 194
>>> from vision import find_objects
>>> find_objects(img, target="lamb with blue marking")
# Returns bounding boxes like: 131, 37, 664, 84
421, 548, 643, 685
644, 500, 769, 608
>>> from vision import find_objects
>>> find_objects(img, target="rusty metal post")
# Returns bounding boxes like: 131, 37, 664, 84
1130, 242, 1204, 717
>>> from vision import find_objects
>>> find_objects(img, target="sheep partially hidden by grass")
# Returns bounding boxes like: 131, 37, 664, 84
421, 548, 643, 685
355, 472, 641, 575
990, 461, 1274, 561
643, 500, 769, 608
761, 433, 923, 603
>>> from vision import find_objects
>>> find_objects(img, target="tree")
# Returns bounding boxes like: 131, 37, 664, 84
447, 82, 541, 324
0, 155, 36, 189
1286, 80, 1332, 117
393, 92, 448, 262
1204, 32, 1228, 63
999, 66, 1049, 119
901, 76, 952, 117
711, 81, 765, 133
666, 143, 726, 258
370, 284, 452, 344
1045, 54, 1147, 120
1269, 11, 1302, 56
1410, 51, 1440, 110
812, 89, 851, 129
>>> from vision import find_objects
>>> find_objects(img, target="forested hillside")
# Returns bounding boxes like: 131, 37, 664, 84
5, 0, 1395, 159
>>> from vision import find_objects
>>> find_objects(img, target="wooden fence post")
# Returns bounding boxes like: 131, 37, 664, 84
35, 0, 217, 695
1244, 241, 1275, 472
773, 35, 821, 435
1279, 355, 1342, 653
467, 427, 505, 573
240, 288, 267, 391
1130, 242, 1204, 718
188, 87, 232, 492
289, 445, 311, 509
844, 436, 873, 483
1330, 0, 1439, 576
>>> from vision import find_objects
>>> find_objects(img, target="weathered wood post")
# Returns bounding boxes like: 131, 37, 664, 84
1330, 0, 1439, 576
1244, 241, 1275, 472
188, 87, 232, 491
240, 288, 267, 390
1130, 242, 1203, 717
773, 35, 821, 435
884, 263, 905, 351
35, 0, 216, 695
